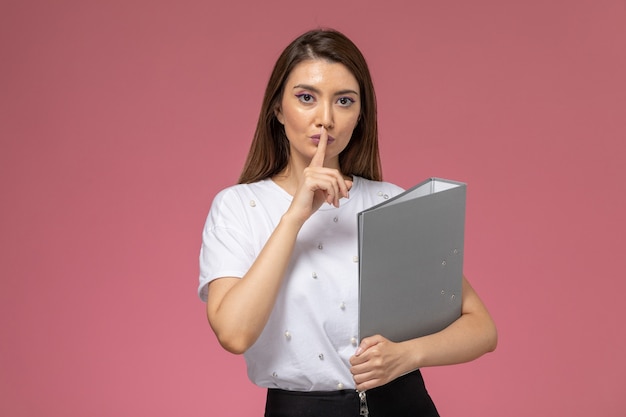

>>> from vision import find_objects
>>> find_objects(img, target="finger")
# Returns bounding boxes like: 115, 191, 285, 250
305, 169, 338, 205
351, 367, 384, 391
345, 179, 353, 192
349, 353, 368, 367
322, 171, 346, 206
331, 175, 340, 207
340, 178, 353, 200
352, 369, 376, 385
309, 126, 328, 168
322, 171, 350, 205
324, 178, 339, 207
356, 378, 382, 392
355, 335, 382, 356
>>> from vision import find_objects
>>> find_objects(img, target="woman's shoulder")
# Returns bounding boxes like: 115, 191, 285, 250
212, 179, 275, 201
353, 176, 405, 196
209, 179, 289, 216
204, 180, 281, 228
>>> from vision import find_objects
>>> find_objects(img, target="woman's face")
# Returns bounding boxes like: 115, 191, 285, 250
275, 59, 361, 170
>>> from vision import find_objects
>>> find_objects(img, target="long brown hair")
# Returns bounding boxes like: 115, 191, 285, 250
238, 28, 382, 183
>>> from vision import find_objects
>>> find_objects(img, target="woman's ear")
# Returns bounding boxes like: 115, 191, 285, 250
274, 105, 284, 125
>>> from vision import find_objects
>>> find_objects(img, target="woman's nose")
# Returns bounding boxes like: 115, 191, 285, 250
316, 102, 334, 129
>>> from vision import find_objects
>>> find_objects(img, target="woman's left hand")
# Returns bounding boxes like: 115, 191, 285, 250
349, 277, 498, 391
349, 335, 413, 391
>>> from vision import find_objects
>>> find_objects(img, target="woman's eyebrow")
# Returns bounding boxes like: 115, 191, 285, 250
292, 84, 359, 96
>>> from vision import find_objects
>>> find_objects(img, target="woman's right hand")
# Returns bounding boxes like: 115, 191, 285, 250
287, 126, 352, 224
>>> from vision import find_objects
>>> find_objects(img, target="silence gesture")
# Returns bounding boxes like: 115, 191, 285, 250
287, 126, 353, 224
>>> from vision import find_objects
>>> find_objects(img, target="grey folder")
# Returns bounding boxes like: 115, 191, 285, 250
357, 177, 466, 342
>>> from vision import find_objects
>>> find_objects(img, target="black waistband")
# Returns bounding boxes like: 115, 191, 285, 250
264, 370, 439, 417
267, 388, 358, 398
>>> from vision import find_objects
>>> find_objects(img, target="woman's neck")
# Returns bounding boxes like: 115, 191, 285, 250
271, 163, 301, 196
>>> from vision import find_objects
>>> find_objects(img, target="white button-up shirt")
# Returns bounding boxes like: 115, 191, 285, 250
199, 176, 403, 391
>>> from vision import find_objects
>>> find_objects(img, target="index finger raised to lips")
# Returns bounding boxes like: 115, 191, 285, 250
310, 126, 328, 168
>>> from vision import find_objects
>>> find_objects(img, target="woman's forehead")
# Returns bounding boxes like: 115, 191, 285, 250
286, 59, 359, 92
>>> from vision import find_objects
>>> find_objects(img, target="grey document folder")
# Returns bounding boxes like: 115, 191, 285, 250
357, 178, 466, 342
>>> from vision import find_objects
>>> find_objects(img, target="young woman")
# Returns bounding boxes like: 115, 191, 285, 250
198, 28, 497, 417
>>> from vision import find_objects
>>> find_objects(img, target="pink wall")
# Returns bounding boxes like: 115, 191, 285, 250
1, 1, 625, 415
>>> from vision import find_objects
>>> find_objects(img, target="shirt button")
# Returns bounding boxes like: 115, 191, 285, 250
351, 337, 358, 346
312, 272, 318, 279
249, 200, 256, 207
284, 331, 291, 341
333, 216, 339, 223
337, 383, 344, 390
352, 256, 359, 263
318, 353, 324, 360
318, 243, 324, 250
272, 372, 278, 378
339, 302, 346, 310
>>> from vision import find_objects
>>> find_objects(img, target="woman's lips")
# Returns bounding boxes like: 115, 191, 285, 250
310, 134, 335, 144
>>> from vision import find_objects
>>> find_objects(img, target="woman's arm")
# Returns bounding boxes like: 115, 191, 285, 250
349, 276, 497, 391
206, 211, 304, 354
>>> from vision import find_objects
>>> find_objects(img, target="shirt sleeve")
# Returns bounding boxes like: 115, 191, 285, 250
198, 188, 256, 302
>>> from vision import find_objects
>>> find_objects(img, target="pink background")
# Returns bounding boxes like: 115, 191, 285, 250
1, 1, 625, 415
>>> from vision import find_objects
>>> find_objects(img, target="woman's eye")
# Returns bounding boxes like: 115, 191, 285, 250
296, 93, 314, 103
337, 97, 355, 106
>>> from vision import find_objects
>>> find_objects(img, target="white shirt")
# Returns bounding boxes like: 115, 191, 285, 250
198, 176, 404, 391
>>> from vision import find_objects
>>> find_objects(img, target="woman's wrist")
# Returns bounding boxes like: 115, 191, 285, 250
280, 208, 309, 230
